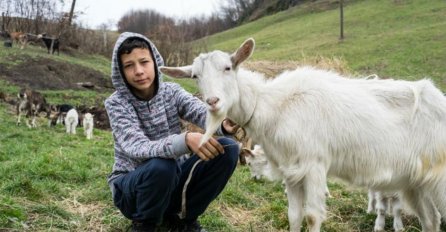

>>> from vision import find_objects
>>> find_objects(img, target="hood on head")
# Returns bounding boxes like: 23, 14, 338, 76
110, 32, 165, 101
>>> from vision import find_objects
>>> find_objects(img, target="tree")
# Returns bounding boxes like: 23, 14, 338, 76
67, 0, 75, 26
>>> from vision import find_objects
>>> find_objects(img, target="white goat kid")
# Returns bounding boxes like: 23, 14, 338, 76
367, 190, 404, 232
160, 38, 446, 232
65, 108, 78, 134
245, 144, 331, 197
244, 144, 272, 180
83, 113, 94, 139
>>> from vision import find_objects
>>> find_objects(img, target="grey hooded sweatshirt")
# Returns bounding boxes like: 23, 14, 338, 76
105, 32, 217, 184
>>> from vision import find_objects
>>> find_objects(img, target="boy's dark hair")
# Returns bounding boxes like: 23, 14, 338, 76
118, 37, 150, 57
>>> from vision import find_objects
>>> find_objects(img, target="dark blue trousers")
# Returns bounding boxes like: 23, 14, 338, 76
111, 137, 239, 224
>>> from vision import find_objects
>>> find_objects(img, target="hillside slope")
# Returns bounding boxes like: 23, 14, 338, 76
204, 0, 446, 89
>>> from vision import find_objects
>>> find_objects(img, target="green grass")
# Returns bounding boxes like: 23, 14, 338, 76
2, 98, 445, 231
0, 45, 111, 76
203, 0, 446, 90
2, 0, 446, 231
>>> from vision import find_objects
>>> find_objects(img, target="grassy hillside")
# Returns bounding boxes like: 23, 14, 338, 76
1, 0, 446, 231
204, 0, 446, 89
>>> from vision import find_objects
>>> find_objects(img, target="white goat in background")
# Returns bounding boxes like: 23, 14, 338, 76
244, 144, 331, 197
65, 108, 78, 134
160, 38, 446, 232
244, 144, 274, 180
83, 113, 94, 139
367, 190, 404, 232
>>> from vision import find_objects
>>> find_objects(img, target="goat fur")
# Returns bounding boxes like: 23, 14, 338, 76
83, 113, 94, 139
65, 108, 78, 134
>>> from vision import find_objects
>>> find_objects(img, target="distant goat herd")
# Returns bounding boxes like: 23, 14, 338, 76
15, 87, 96, 139
1, 30, 60, 55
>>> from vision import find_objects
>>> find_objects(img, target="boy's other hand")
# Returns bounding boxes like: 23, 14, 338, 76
186, 132, 224, 161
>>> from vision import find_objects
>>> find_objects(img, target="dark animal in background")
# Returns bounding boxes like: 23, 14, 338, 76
38, 34, 59, 55
50, 104, 74, 126
0, 30, 11, 47
16, 88, 52, 128
0, 30, 10, 40
3, 40, 12, 47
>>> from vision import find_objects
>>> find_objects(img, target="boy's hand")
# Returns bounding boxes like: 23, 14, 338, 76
186, 132, 224, 161
222, 118, 240, 134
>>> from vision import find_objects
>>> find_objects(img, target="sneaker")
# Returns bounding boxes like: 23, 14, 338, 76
131, 221, 156, 232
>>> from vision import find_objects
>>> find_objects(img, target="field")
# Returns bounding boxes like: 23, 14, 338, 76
1, 0, 446, 231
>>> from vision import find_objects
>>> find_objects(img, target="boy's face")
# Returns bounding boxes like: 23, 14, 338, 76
121, 48, 156, 99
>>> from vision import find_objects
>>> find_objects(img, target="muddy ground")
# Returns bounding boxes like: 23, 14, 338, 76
0, 55, 113, 91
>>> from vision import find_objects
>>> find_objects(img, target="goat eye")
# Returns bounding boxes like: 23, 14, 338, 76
192, 75, 198, 79
224, 67, 231, 71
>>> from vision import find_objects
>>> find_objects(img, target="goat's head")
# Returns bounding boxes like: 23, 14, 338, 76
160, 38, 255, 143
243, 145, 267, 180
17, 88, 29, 100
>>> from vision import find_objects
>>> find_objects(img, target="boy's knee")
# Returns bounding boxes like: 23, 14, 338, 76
217, 137, 239, 165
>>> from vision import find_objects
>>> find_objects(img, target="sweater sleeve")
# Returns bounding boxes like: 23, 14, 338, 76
105, 96, 190, 161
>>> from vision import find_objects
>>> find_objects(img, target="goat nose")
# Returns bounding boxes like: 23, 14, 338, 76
206, 97, 219, 106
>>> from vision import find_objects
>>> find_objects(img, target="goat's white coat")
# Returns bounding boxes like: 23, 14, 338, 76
160, 39, 446, 232
83, 113, 94, 139
65, 108, 78, 134
245, 144, 331, 197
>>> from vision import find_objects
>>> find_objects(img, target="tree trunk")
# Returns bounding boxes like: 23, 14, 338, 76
68, 0, 76, 26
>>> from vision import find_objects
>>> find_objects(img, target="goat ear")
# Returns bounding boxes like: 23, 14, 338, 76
231, 38, 255, 68
159, 66, 193, 79
241, 148, 254, 157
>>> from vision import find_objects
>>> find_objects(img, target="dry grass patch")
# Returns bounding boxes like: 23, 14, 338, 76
243, 56, 350, 78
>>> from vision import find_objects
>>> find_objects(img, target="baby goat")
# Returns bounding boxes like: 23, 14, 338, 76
367, 190, 404, 232
65, 108, 78, 134
83, 113, 94, 139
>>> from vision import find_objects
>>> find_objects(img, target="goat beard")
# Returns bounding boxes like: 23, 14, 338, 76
200, 110, 226, 146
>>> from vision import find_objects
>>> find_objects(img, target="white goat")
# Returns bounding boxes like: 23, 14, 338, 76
244, 144, 331, 197
65, 108, 78, 134
367, 190, 404, 232
244, 144, 280, 180
160, 38, 446, 232
83, 113, 94, 139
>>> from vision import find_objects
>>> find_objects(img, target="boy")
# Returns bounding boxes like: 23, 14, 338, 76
105, 32, 240, 232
